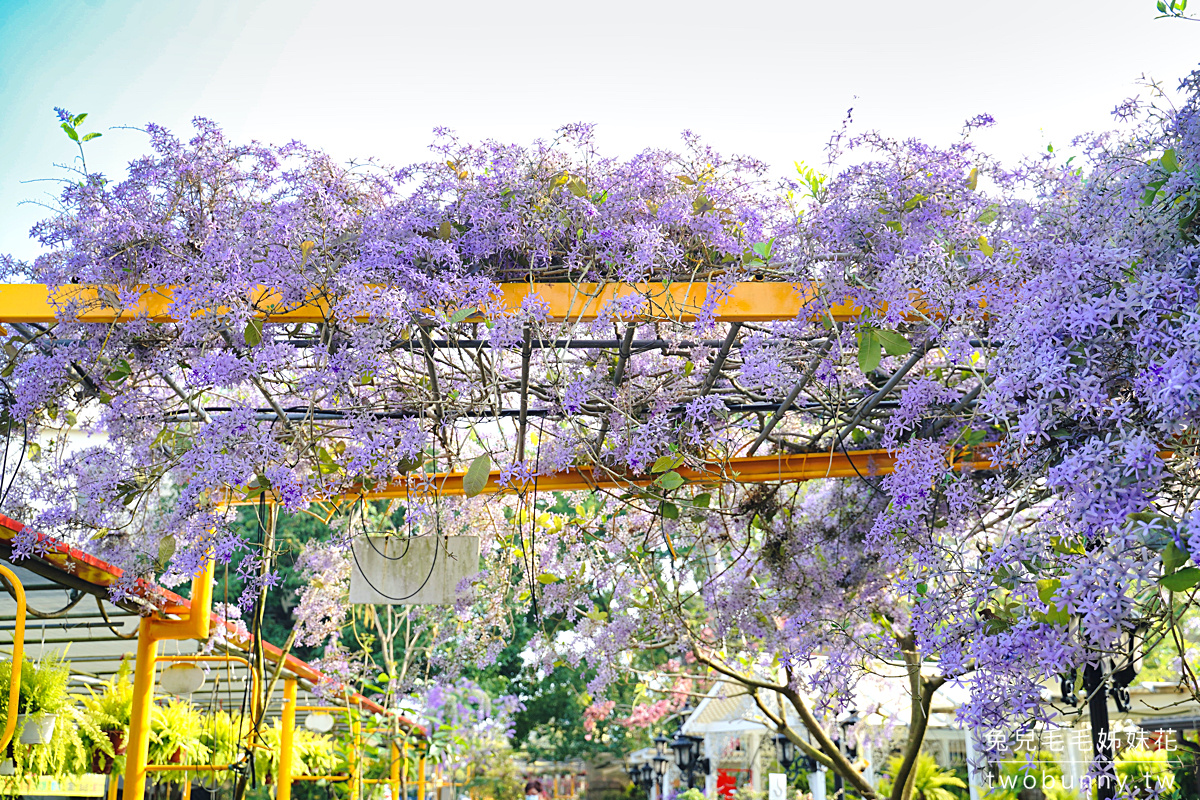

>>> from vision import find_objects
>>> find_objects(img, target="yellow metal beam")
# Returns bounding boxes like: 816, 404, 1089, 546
278, 677, 298, 800
223, 448, 997, 505
0, 282, 861, 324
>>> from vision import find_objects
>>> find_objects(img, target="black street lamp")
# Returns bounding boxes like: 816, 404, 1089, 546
832, 710, 859, 800
1063, 626, 1144, 800
653, 754, 669, 797
654, 733, 670, 759
670, 730, 709, 789
774, 731, 798, 771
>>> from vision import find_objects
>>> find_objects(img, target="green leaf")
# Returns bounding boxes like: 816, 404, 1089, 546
1160, 567, 1200, 592
661, 502, 679, 520
535, 573, 561, 585
105, 359, 131, 384
73, 113, 87, 126
61, 122, 79, 142
1161, 148, 1180, 173
1163, 542, 1190, 575
567, 177, 588, 198
884, 220, 902, 233
857, 328, 882, 373
157, 535, 177, 565
692, 493, 711, 509
1050, 536, 1085, 556
81, 132, 102, 142
691, 195, 715, 215
915, 582, 928, 596
437, 220, 454, 240
752, 240, 773, 260
462, 454, 492, 498
977, 205, 1000, 225
1158, 0, 1169, 12
396, 455, 423, 473
657, 471, 686, 491
977, 235, 994, 257
874, 329, 911, 357
965, 168, 979, 191
448, 307, 478, 324
651, 454, 684, 473
244, 318, 264, 347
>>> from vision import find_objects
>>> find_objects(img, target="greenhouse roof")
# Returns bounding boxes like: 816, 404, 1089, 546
0, 513, 395, 725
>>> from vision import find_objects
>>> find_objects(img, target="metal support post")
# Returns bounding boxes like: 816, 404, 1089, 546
391, 741, 402, 800
278, 677, 298, 800
349, 716, 362, 800
122, 559, 214, 800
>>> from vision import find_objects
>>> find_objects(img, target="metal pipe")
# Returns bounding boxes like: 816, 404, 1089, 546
350, 717, 362, 800
122, 559, 215, 800
278, 677, 298, 800
391, 740, 401, 800
0, 565, 25, 752
122, 617, 159, 800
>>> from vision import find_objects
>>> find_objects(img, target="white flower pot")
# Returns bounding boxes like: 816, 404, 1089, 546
18, 712, 57, 744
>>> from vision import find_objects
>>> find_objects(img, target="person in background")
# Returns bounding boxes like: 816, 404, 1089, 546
525, 777, 544, 800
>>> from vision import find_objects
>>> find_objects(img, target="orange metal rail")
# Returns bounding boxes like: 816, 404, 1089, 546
0, 282, 862, 324
222, 448, 999, 505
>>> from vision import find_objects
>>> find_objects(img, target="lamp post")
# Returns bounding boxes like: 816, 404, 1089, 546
774, 731, 799, 787
777, 731, 823, 799
655, 733, 670, 759
635, 763, 654, 799
653, 756, 669, 800
832, 710, 859, 800
670, 731, 709, 789
1058, 626, 1143, 800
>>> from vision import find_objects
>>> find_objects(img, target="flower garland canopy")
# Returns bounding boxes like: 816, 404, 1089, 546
0, 68, 1197, 755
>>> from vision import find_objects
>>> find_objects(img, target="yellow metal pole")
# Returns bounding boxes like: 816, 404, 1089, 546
349, 716, 361, 800
278, 678, 298, 800
417, 756, 426, 800
390, 741, 401, 800
123, 559, 215, 800
122, 617, 159, 800
0, 565, 25, 753
106, 773, 119, 800
182, 774, 191, 800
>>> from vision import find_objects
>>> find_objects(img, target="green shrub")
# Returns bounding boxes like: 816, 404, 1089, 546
877, 754, 966, 800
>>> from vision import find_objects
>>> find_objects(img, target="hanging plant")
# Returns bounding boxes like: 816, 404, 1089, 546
79, 658, 133, 774
0, 652, 70, 745
148, 699, 210, 782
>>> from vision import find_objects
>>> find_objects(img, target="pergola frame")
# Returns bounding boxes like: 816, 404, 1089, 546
0, 280, 982, 800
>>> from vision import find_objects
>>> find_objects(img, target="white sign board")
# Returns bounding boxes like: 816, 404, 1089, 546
350, 535, 480, 605
769, 773, 787, 800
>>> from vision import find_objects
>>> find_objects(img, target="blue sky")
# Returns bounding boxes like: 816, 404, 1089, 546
0, 0, 1196, 262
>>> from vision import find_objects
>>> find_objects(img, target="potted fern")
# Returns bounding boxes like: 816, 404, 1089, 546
80, 658, 133, 769
0, 652, 71, 745
199, 711, 248, 783
148, 699, 210, 777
